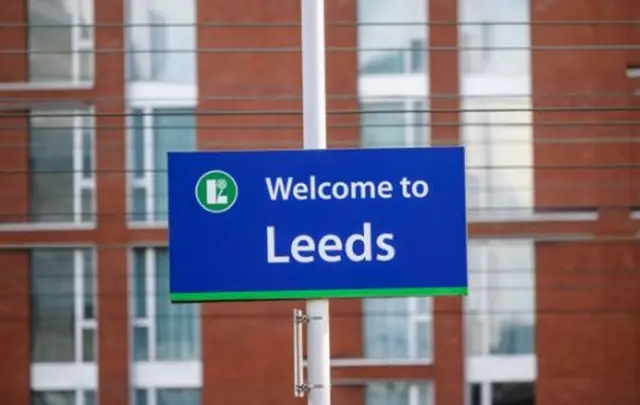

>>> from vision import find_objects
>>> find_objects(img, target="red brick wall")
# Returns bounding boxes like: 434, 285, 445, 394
533, 0, 640, 404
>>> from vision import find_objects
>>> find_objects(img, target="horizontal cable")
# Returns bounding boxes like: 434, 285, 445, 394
5, 20, 640, 28
4, 106, 640, 118
2, 45, 640, 54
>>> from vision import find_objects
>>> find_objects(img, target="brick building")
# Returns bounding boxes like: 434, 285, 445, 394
0, 0, 639, 405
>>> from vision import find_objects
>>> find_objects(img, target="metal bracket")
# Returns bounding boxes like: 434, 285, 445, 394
293, 309, 325, 397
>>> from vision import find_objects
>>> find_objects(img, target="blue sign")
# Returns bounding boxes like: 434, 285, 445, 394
167, 147, 468, 302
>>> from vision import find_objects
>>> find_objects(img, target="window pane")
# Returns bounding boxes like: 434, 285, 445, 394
412, 101, 428, 146
32, 391, 75, 405
133, 325, 149, 361
152, 109, 196, 221
133, 249, 147, 318
81, 188, 94, 222
465, 243, 485, 355
82, 328, 95, 362
131, 111, 145, 179
83, 249, 95, 320
157, 388, 200, 405
131, 187, 147, 221
460, 0, 529, 76
155, 249, 200, 360
461, 98, 533, 221
366, 382, 410, 405
84, 390, 96, 405
134, 389, 148, 405
29, 112, 75, 223
415, 320, 430, 359
358, 0, 427, 74
488, 241, 535, 355
128, 0, 196, 84
363, 298, 410, 359
491, 382, 534, 405
81, 114, 93, 179
28, 0, 73, 82
31, 249, 76, 362
361, 102, 406, 148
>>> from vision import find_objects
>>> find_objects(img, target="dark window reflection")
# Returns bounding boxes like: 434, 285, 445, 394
492, 382, 534, 405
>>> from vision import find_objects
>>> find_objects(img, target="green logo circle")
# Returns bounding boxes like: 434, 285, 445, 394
194, 170, 238, 213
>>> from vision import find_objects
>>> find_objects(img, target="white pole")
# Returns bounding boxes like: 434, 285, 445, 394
301, 1, 331, 405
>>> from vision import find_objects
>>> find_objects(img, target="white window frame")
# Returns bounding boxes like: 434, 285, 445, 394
0, 109, 97, 232
125, 98, 196, 227
129, 247, 202, 391
31, 247, 98, 398
0, 0, 94, 90
464, 239, 536, 383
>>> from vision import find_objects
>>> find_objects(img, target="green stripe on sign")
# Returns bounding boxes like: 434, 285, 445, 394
170, 287, 468, 302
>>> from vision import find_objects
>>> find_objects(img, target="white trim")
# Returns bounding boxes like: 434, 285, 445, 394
127, 83, 198, 108
128, 221, 168, 229
461, 75, 530, 97
31, 364, 98, 390
327, 358, 432, 367
0, 82, 94, 91
132, 362, 202, 388
0, 223, 95, 232
359, 75, 429, 99
629, 210, 640, 219
466, 356, 536, 382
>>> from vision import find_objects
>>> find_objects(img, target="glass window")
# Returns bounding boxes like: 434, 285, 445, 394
30, 248, 96, 363
32, 390, 96, 405
469, 382, 535, 405
29, 109, 95, 224
127, 0, 196, 84
129, 108, 196, 223
366, 382, 431, 405
361, 100, 429, 148
132, 247, 200, 361
28, 0, 94, 84
134, 388, 200, 405
363, 297, 432, 361
462, 98, 533, 221
357, 0, 428, 74
466, 240, 535, 356
459, 0, 530, 77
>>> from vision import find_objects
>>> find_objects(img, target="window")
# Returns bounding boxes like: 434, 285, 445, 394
134, 388, 200, 405
469, 382, 535, 405
357, 0, 427, 74
363, 298, 432, 362
127, 0, 196, 85
459, 0, 530, 77
459, 0, 533, 222
466, 240, 535, 356
28, 109, 95, 225
131, 247, 201, 400
466, 239, 535, 383
128, 108, 196, 223
360, 100, 429, 148
366, 382, 432, 405
462, 97, 533, 221
30, 248, 97, 398
32, 390, 97, 405
28, 0, 94, 85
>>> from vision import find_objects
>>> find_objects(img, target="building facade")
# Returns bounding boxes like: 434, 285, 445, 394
0, 0, 639, 405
